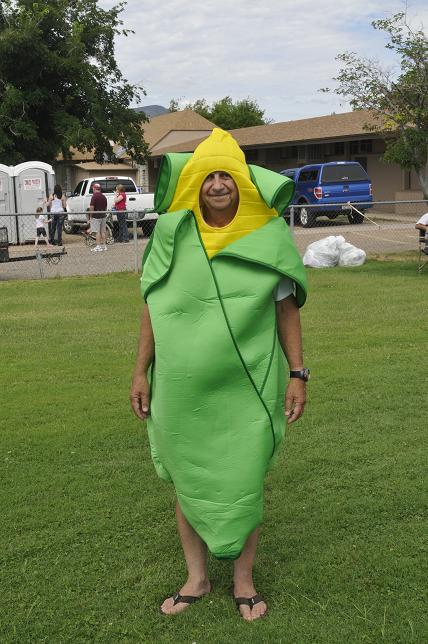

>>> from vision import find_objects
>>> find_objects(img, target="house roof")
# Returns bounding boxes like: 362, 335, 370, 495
74, 161, 136, 172
141, 108, 215, 149
57, 109, 216, 162
153, 110, 382, 156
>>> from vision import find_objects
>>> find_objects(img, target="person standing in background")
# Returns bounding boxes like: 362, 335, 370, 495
89, 183, 108, 252
34, 207, 52, 248
415, 212, 428, 255
114, 184, 129, 243
48, 184, 67, 246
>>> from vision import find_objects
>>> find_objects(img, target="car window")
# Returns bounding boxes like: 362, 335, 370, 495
87, 179, 137, 193
73, 181, 83, 196
120, 180, 137, 193
298, 170, 318, 182
280, 170, 296, 180
321, 164, 368, 183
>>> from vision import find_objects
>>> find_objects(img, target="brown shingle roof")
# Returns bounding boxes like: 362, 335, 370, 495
74, 162, 136, 171
141, 109, 216, 149
57, 109, 216, 161
152, 110, 382, 156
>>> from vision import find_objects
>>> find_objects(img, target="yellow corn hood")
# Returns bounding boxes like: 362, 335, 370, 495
166, 128, 291, 258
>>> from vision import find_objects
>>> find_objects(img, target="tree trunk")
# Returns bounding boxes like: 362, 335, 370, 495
417, 155, 428, 200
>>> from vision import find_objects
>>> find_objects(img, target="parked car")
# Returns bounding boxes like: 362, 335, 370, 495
279, 162, 373, 227
64, 176, 158, 235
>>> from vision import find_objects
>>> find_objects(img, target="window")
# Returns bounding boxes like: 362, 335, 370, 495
280, 169, 296, 180
350, 139, 373, 154
321, 164, 368, 183
360, 140, 372, 153
245, 149, 258, 162
307, 144, 322, 160
299, 169, 319, 182
280, 146, 298, 160
73, 181, 83, 196
88, 179, 137, 194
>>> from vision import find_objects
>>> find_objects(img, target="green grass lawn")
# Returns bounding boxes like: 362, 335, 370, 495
0, 262, 426, 643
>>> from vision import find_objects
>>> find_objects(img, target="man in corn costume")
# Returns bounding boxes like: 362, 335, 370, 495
130, 129, 308, 620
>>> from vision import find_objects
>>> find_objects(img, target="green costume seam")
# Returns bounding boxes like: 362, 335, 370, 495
194, 224, 277, 458
259, 317, 278, 398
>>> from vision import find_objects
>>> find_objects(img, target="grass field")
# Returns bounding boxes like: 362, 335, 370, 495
1, 262, 426, 643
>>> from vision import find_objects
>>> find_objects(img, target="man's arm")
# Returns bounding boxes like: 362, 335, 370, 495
415, 223, 428, 232
276, 294, 306, 424
130, 303, 155, 421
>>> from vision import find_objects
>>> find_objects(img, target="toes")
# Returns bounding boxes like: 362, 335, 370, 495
238, 606, 253, 621
250, 602, 267, 620
160, 598, 185, 615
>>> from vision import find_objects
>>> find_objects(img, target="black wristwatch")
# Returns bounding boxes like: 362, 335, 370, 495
289, 368, 310, 382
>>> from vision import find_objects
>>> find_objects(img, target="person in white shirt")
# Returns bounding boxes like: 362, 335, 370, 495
47, 184, 67, 245
34, 207, 52, 248
415, 213, 428, 255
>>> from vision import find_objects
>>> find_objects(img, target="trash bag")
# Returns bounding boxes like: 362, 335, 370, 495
303, 235, 366, 268
337, 241, 366, 266
303, 235, 345, 268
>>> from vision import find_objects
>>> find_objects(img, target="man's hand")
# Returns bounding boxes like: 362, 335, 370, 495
130, 373, 151, 421
285, 379, 306, 424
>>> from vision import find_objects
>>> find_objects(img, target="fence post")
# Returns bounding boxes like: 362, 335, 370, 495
133, 214, 139, 273
36, 252, 45, 279
289, 206, 295, 237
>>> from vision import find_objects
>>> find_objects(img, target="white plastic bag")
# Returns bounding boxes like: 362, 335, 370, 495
303, 235, 344, 268
337, 241, 366, 266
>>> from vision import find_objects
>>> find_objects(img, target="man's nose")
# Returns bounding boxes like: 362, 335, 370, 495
212, 174, 224, 191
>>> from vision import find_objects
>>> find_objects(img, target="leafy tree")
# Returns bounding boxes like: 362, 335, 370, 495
169, 96, 271, 129
322, 12, 428, 197
0, 0, 148, 165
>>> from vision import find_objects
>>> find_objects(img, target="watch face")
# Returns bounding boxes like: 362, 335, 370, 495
302, 368, 310, 382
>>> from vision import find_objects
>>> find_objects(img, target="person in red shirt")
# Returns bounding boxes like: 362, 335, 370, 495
114, 184, 129, 242
89, 183, 108, 252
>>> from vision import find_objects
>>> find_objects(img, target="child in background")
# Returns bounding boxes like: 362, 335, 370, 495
34, 207, 52, 248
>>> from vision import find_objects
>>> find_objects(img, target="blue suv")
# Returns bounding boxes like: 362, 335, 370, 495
280, 161, 373, 227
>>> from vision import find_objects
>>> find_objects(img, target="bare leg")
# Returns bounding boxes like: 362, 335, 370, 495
233, 527, 267, 621
160, 502, 211, 615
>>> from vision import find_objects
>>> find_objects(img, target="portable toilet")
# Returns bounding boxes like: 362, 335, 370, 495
13, 161, 55, 243
0, 164, 16, 243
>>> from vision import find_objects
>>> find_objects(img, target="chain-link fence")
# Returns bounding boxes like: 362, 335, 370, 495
0, 211, 155, 280
0, 201, 426, 281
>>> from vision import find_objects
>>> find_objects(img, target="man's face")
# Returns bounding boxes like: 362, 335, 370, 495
200, 171, 239, 223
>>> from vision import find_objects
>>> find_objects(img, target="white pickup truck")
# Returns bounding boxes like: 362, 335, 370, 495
64, 176, 158, 234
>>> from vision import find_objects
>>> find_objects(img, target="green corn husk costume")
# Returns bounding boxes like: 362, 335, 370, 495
141, 129, 307, 559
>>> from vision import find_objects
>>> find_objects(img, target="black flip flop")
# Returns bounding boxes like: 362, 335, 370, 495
160, 591, 206, 615
234, 594, 267, 616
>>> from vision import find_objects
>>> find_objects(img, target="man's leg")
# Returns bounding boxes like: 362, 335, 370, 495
233, 527, 267, 621
100, 219, 107, 248
160, 502, 211, 614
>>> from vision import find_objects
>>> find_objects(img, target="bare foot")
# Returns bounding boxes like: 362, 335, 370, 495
234, 581, 267, 621
160, 578, 211, 615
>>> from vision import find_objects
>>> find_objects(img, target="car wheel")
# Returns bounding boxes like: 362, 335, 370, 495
63, 218, 79, 234
299, 205, 316, 228
348, 211, 365, 224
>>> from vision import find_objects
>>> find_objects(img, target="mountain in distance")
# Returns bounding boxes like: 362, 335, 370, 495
134, 105, 169, 118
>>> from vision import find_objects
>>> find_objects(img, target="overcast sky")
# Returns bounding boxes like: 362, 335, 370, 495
101, 0, 427, 123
